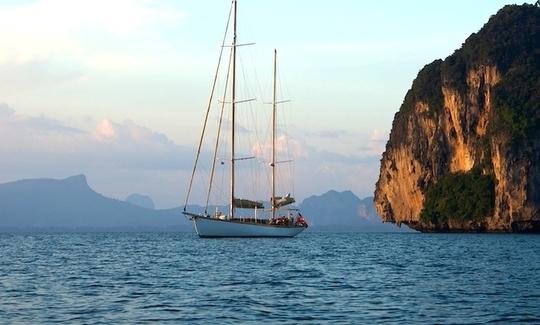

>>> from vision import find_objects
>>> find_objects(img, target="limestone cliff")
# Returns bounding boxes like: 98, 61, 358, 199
374, 4, 540, 232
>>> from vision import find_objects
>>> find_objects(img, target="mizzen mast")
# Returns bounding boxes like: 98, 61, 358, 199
269, 50, 293, 215
230, 0, 237, 219
271, 49, 277, 220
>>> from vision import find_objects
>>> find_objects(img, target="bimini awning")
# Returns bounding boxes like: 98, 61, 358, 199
233, 198, 264, 209
271, 195, 296, 208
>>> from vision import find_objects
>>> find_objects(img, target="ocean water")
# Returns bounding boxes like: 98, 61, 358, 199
1, 232, 539, 324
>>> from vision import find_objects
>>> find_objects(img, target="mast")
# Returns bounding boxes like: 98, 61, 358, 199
271, 49, 277, 219
230, 0, 237, 219
183, 2, 233, 212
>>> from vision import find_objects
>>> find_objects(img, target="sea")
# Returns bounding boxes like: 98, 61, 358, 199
1, 231, 539, 324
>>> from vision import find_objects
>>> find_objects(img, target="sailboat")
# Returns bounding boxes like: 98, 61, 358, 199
182, 0, 308, 238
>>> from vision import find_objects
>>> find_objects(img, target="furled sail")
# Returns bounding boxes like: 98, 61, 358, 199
233, 198, 264, 209
271, 194, 296, 208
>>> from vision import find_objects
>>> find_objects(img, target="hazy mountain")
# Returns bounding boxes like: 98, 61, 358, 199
125, 193, 155, 209
0, 175, 409, 232
300, 190, 410, 232
0, 175, 189, 231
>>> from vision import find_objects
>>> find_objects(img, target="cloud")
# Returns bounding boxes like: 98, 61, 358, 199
0, 0, 185, 78
0, 105, 195, 171
87, 118, 196, 170
22, 116, 84, 134
93, 118, 172, 144
0, 105, 208, 208
359, 128, 388, 157
0, 105, 386, 207
369, 128, 388, 142
94, 119, 117, 139
0, 0, 185, 43
0, 103, 15, 117
251, 134, 308, 162
250, 128, 385, 167
312, 149, 380, 165
0, 59, 84, 92
0, 103, 83, 134
305, 128, 354, 138
268, 128, 389, 199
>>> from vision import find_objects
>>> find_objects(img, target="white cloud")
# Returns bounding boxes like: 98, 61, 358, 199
364, 128, 388, 156
0, 0, 185, 65
0, 105, 203, 207
0, 60, 84, 93
251, 134, 308, 161
94, 119, 118, 140
0, 105, 386, 207
0, 105, 193, 170
0, 103, 15, 117
0, 103, 83, 134
305, 128, 354, 138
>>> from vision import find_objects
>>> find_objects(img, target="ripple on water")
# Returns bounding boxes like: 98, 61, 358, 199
1, 232, 540, 323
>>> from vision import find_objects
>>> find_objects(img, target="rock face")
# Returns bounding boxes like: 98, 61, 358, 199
375, 4, 540, 232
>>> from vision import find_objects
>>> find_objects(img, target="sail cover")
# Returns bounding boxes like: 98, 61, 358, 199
233, 198, 264, 209
271, 195, 296, 208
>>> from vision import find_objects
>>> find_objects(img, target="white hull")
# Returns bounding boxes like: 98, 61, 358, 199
192, 216, 305, 238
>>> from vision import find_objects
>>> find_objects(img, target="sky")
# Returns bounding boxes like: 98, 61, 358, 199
0, 0, 534, 208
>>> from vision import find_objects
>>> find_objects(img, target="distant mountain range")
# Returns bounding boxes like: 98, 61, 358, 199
299, 190, 404, 232
0, 175, 410, 232
125, 193, 155, 209
0, 175, 185, 231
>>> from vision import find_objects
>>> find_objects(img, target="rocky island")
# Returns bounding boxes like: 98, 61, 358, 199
375, 4, 540, 232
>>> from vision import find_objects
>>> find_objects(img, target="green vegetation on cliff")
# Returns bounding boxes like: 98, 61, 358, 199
444, 4, 540, 90
414, 4, 537, 222
376, 4, 540, 232
420, 168, 495, 224
419, 5, 539, 223
450, 4, 540, 141
398, 4, 540, 128
493, 53, 540, 142
401, 60, 443, 116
